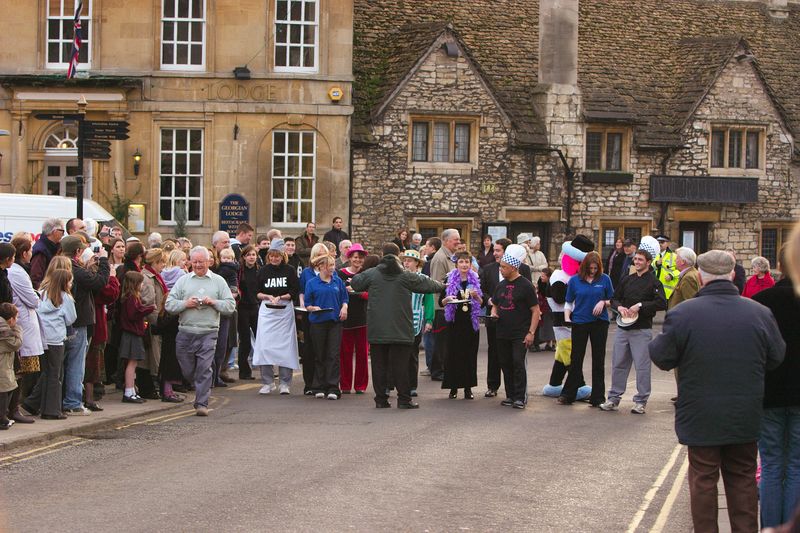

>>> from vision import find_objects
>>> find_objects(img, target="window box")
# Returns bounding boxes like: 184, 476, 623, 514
649, 175, 759, 204
582, 171, 634, 184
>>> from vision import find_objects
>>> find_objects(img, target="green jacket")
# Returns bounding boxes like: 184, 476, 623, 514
351, 255, 444, 345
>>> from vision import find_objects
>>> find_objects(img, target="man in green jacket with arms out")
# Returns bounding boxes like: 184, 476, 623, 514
351, 243, 444, 409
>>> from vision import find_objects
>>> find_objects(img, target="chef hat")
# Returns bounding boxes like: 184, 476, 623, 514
638, 235, 660, 259
501, 244, 527, 269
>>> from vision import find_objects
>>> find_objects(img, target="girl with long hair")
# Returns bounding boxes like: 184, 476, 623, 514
118, 272, 155, 404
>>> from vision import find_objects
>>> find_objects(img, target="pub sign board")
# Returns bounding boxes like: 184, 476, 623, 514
219, 194, 249, 236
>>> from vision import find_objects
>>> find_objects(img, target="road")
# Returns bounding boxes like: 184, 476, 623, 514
1, 323, 702, 532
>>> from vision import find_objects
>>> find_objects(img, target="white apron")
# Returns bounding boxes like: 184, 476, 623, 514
252, 302, 300, 370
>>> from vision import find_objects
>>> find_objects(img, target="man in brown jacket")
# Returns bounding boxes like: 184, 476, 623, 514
428, 228, 460, 381
667, 247, 701, 310
666, 246, 701, 396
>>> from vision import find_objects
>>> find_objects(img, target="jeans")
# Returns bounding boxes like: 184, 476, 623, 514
62, 326, 88, 409
759, 406, 800, 528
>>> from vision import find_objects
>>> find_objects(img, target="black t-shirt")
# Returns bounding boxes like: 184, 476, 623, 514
337, 268, 367, 328
492, 276, 538, 339
256, 263, 299, 299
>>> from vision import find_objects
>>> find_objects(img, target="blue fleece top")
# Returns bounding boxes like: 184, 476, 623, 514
299, 266, 319, 294
566, 274, 614, 324
304, 274, 349, 324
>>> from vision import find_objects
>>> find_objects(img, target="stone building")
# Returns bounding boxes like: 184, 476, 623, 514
0, 0, 353, 240
351, 0, 800, 269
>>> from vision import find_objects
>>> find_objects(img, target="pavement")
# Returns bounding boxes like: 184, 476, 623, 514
0, 319, 742, 532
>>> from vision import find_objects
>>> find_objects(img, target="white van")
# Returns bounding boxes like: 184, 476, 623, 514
0, 193, 127, 242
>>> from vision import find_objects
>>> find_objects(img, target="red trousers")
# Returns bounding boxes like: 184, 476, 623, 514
340, 327, 369, 392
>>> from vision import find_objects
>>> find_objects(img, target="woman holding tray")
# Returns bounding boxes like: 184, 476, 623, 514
252, 239, 300, 396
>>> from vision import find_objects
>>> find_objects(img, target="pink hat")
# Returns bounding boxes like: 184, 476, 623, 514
346, 243, 366, 258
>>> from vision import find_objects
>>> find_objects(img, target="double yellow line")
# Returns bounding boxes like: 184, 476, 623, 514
0, 396, 229, 466
625, 443, 690, 533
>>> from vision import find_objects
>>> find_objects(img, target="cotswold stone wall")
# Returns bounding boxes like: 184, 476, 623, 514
351, 42, 564, 253
664, 57, 797, 262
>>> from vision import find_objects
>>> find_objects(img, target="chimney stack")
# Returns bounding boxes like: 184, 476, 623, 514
766, 0, 790, 19
538, 0, 579, 85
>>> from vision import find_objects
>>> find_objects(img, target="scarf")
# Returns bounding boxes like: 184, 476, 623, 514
145, 264, 168, 294
444, 268, 482, 331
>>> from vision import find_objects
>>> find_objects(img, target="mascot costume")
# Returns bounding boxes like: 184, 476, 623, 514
542, 235, 595, 400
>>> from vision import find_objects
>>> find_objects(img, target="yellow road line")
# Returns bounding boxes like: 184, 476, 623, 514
152, 410, 201, 424
227, 383, 262, 391
626, 443, 683, 533
0, 437, 89, 466
650, 455, 690, 533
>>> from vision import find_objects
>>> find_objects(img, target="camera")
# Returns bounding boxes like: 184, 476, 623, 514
91, 241, 101, 253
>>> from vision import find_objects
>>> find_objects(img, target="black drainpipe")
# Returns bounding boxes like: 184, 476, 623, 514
550, 148, 575, 234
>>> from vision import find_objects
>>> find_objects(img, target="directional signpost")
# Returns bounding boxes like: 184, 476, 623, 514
35, 104, 130, 218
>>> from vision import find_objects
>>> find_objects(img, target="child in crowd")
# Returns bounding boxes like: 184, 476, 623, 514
0, 303, 23, 429
118, 271, 156, 404
304, 254, 349, 400
400, 250, 434, 397
34, 269, 77, 419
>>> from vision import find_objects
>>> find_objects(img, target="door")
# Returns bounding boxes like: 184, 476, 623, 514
509, 222, 551, 261
416, 219, 472, 250
599, 221, 650, 265
679, 222, 709, 254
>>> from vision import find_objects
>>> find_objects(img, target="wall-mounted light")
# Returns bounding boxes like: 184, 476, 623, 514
133, 148, 142, 176
233, 66, 251, 80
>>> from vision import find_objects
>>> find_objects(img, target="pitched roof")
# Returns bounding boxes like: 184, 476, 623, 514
353, 0, 800, 152
353, 0, 546, 146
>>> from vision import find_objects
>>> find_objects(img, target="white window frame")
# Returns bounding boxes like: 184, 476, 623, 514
160, 0, 206, 71
273, 0, 319, 73
158, 128, 204, 226
45, 0, 92, 71
271, 130, 316, 227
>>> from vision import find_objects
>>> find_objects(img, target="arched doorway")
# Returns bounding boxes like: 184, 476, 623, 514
42, 126, 91, 198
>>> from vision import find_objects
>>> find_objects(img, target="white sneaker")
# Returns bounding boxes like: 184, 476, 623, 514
315, 392, 325, 399
327, 393, 338, 400
631, 403, 646, 415
259, 384, 274, 395
599, 400, 619, 411
65, 406, 91, 416
279, 384, 290, 395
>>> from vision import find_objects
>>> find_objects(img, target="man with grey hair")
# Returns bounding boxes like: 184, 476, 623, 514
336, 239, 352, 269
211, 230, 231, 253
30, 218, 65, 289
668, 247, 700, 311
147, 232, 163, 249
649, 249, 784, 533
428, 228, 460, 381
165, 246, 236, 416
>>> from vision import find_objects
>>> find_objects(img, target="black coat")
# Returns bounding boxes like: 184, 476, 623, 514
752, 278, 800, 409
71, 257, 110, 328
649, 280, 784, 446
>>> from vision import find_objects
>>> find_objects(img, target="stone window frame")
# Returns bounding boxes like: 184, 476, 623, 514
584, 125, 631, 172
270, 130, 316, 227
158, 127, 205, 226
708, 124, 766, 177
45, 0, 92, 71
408, 115, 479, 169
273, 0, 319, 73
160, 0, 207, 72
759, 222, 793, 271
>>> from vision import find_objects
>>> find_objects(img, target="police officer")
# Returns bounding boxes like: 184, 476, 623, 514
653, 235, 679, 300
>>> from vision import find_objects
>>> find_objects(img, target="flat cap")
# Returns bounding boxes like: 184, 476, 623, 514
697, 249, 735, 275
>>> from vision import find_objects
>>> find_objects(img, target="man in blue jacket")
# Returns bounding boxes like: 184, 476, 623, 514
649, 249, 784, 533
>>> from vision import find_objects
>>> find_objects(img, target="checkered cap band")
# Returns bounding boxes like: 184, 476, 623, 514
501, 253, 521, 269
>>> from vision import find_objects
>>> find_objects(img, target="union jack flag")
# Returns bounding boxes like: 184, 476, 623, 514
66, 1, 83, 79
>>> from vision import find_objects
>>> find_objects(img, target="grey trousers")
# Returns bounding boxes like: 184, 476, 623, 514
608, 328, 653, 404
176, 331, 218, 408
260, 365, 293, 386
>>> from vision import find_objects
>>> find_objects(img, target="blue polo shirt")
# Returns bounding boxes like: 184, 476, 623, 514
304, 275, 349, 324
565, 274, 614, 324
